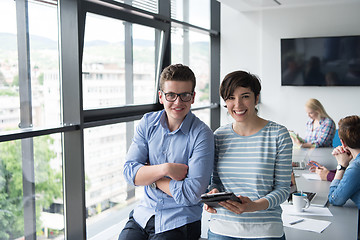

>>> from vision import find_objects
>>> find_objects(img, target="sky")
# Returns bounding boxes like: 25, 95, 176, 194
0, 1, 154, 43
0, 1, 18, 35
0, 0, 210, 43
0, 0, 59, 41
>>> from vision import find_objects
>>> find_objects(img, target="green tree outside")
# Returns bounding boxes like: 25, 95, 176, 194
199, 83, 209, 102
0, 88, 18, 97
12, 75, 19, 87
0, 136, 62, 239
37, 72, 44, 85
0, 71, 6, 86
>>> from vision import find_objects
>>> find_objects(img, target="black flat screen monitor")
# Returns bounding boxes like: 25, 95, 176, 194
281, 35, 360, 86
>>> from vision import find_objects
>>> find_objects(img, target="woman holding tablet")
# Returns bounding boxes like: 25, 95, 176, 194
290, 98, 336, 148
204, 71, 293, 240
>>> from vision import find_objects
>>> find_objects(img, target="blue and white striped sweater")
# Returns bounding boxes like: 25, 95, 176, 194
210, 121, 293, 225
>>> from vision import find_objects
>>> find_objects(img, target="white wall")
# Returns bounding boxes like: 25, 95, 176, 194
220, 2, 360, 137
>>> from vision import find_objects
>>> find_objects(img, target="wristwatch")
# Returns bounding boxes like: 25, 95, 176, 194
337, 164, 347, 171
150, 181, 157, 189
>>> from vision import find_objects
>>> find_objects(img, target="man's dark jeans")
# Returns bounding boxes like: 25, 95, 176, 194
118, 210, 201, 240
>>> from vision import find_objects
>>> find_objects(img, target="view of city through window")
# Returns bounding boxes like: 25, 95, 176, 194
0, 0, 212, 239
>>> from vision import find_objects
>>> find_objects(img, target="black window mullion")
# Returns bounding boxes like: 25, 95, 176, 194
210, 0, 221, 131
16, 0, 36, 239
124, 26, 134, 106
158, 0, 171, 71
124, 0, 136, 199
59, 0, 87, 239
182, 0, 190, 65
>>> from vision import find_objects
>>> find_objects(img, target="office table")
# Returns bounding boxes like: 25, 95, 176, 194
284, 147, 358, 240
201, 147, 358, 239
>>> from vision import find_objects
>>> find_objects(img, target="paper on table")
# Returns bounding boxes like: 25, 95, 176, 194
281, 204, 333, 216
282, 214, 332, 233
302, 173, 321, 181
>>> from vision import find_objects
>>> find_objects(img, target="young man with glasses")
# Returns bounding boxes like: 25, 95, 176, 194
119, 64, 214, 240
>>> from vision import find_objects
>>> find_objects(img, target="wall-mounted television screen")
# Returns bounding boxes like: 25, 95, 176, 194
281, 35, 360, 86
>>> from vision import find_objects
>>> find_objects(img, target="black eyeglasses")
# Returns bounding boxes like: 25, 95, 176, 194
161, 91, 194, 102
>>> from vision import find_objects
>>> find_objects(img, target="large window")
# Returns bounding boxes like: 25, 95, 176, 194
171, 0, 210, 29
0, 0, 220, 239
28, 2, 61, 128
0, 1, 61, 132
82, 13, 158, 109
1, 1, 63, 239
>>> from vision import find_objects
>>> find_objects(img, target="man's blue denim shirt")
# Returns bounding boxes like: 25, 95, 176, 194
329, 153, 360, 208
123, 110, 214, 234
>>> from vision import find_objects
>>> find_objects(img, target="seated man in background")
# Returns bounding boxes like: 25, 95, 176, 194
327, 115, 360, 209
119, 64, 214, 240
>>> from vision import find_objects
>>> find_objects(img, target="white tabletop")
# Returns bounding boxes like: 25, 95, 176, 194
285, 147, 358, 239
292, 147, 338, 170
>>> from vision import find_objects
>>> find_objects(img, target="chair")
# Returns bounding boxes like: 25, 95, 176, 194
332, 129, 341, 148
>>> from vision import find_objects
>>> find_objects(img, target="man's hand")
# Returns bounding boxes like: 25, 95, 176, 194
332, 145, 352, 156
334, 153, 352, 168
332, 146, 352, 168
162, 163, 188, 181
152, 163, 188, 197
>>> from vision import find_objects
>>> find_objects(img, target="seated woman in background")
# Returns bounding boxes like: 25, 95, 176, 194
290, 98, 336, 148
328, 115, 360, 208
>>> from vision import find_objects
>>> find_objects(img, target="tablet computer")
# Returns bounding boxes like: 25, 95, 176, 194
200, 192, 242, 208
289, 131, 304, 143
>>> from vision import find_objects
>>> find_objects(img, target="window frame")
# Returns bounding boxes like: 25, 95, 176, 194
81, 0, 169, 126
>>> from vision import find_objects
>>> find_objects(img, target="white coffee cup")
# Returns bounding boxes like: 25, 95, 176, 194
292, 192, 310, 212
